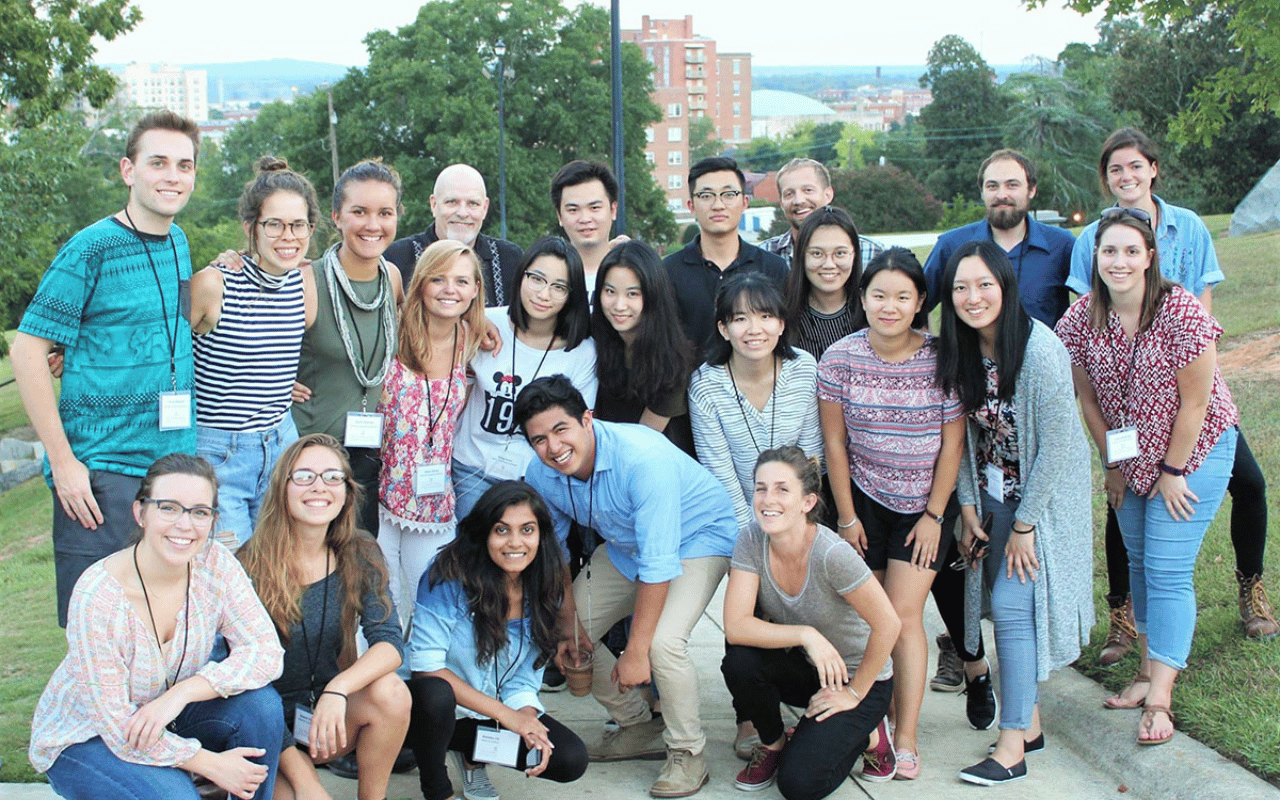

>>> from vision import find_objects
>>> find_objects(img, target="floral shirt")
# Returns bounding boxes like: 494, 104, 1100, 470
1055, 286, 1238, 495
817, 331, 964, 513
973, 357, 1022, 503
377, 343, 469, 527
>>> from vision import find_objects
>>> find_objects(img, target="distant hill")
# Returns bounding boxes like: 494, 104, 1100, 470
753, 64, 1023, 94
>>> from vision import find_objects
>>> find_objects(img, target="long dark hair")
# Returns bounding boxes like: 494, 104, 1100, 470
785, 206, 863, 329
590, 240, 694, 409
508, 237, 591, 350
428, 481, 567, 667
705, 271, 796, 366
936, 240, 1033, 411
852, 247, 929, 332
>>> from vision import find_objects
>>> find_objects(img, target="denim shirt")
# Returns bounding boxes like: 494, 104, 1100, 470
409, 579, 543, 719
1068, 194, 1224, 298
525, 420, 737, 583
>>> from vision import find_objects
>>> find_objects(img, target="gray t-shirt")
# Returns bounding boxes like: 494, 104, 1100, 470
732, 522, 892, 681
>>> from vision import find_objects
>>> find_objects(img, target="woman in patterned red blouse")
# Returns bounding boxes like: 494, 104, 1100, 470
1056, 210, 1238, 747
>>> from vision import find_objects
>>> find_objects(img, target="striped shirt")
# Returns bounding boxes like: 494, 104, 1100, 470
817, 331, 963, 513
193, 261, 305, 431
688, 352, 823, 529
794, 304, 858, 360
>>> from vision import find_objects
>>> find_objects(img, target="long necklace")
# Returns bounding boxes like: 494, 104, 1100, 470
727, 356, 777, 455
298, 548, 331, 705
321, 243, 397, 391
133, 542, 191, 699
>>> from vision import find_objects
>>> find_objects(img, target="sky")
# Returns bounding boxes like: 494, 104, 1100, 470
92, 0, 1106, 69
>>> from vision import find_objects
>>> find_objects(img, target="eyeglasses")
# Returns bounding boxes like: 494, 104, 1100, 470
523, 271, 571, 299
692, 189, 743, 204
805, 247, 854, 264
1100, 207, 1152, 224
141, 498, 217, 528
258, 219, 314, 239
290, 468, 348, 487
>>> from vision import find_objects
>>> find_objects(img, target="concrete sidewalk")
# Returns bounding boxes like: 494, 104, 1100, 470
5, 584, 1275, 800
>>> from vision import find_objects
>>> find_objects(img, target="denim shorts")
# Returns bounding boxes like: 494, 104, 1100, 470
197, 414, 298, 547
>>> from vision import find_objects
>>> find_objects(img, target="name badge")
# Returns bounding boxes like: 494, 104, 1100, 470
472, 727, 521, 768
488, 450, 525, 481
413, 462, 448, 496
1105, 426, 1140, 464
344, 412, 383, 449
158, 391, 192, 431
292, 704, 313, 745
985, 462, 1006, 502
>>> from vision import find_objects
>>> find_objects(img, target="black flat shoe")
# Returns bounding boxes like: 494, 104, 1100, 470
987, 732, 1045, 755
959, 757, 1027, 786
325, 751, 359, 779
964, 671, 997, 730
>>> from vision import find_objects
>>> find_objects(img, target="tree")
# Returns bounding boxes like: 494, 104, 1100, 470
1026, 0, 1280, 146
917, 36, 1009, 202
829, 165, 943, 234
216, 0, 676, 249
689, 116, 722, 162
1, 0, 141, 127
735, 137, 788, 173
806, 121, 844, 165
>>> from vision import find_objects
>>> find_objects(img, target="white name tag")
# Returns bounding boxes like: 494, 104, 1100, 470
292, 705, 313, 745
472, 726, 521, 768
1105, 426, 1140, 464
158, 391, 192, 431
488, 450, 524, 481
413, 462, 448, 496
344, 412, 383, 449
985, 462, 1006, 502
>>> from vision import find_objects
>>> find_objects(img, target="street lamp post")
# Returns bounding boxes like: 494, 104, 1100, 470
610, 0, 626, 233
496, 40, 508, 241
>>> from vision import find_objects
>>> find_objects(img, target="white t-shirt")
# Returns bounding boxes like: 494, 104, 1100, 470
453, 306, 598, 478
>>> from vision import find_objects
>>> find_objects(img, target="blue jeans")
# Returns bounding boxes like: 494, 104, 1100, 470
45, 685, 285, 800
1113, 429, 1236, 670
197, 415, 298, 546
451, 458, 500, 523
979, 492, 1037, 730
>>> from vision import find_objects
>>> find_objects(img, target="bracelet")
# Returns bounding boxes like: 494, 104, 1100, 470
924, 508, 945, 525
846, 685, 861, 700
1160, 462, 1186, 477
837, 517, 859, 529
320, 690, 348, 702
1012, 525, 1035, 535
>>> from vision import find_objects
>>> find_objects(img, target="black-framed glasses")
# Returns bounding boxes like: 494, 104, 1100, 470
1100, 207, 1152, 224
692, 189, 743, 204
141, 498, 217, 528
523, 271, 571, 299
258, 219, 314, 239
290, 468, 348, 487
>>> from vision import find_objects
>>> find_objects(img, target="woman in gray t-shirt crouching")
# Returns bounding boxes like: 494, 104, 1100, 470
722, 446, 902, 796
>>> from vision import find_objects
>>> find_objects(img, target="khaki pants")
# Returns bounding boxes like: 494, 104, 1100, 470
574, 549, 728, 755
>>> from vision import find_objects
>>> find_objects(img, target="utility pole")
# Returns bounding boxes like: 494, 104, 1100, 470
496, 41, 509, 241
610, 0, 626, 234
324, 84, 339, 185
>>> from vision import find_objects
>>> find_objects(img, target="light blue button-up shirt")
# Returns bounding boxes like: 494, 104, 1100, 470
1068, 194, 1225, 297
525, 420, 737, 583
409, 579, 544, 719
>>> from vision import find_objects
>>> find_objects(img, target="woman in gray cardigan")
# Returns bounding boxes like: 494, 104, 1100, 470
936, 240, 1094, 787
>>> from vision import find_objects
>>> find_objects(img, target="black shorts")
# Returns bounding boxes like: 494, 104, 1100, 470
850, 481, 950, 571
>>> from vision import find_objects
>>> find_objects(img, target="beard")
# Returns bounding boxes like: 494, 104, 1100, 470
986, 203, 1028, 231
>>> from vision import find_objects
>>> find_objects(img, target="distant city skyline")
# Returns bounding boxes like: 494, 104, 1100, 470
92, 0, 1105, 71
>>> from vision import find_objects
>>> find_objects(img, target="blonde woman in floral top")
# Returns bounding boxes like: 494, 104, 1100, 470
30, 453, 284, 800
377, 239, 486, 630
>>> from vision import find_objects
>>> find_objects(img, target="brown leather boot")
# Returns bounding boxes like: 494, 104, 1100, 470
1098, 594, 1136, 666
1237, 570, 1280, 640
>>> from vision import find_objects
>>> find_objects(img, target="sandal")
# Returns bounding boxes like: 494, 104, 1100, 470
1103, 675, 1150, 709
1137, 705, 1174, 746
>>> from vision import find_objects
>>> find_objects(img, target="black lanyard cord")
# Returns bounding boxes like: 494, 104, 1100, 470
123, 207, 182, 385
299, 548, 331, 705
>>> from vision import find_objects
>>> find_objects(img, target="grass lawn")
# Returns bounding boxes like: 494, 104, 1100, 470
0, 217, 1277, 783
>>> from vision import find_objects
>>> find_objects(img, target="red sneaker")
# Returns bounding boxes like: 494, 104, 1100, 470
734, 744, 784, 791
859, 717, 897, 782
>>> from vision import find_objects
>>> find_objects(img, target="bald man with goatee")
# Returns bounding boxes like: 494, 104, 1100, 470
385, 163, 523, 306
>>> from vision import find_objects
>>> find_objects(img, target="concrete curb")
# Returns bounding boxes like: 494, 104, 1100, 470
1040, 666, 1279, 799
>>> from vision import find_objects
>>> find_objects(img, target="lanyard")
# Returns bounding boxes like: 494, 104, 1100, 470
298, 549, 331, 705
133, 542, 191, 695
1108, 317, 1142, 428
491, 615, 527, 717
123, 208, 182, 387
727, 357, 777, 455
423, 324, 460, 448
512, 329, 555, 408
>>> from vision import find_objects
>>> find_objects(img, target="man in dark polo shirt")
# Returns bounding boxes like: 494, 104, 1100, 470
663, 156, 788, 349
923, 149, 1074, 327
385, 162, 522, 307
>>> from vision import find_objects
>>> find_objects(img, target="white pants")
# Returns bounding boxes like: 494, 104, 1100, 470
377, 509, 456, 634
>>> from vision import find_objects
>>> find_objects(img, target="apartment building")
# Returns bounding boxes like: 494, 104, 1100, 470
118, 62, 209, 123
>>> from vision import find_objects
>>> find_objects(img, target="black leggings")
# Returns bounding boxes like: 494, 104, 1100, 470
1105, 429, 1268, 597
722, 644, 893, 800
406, 676, 588, 800
930, 493, 987, 662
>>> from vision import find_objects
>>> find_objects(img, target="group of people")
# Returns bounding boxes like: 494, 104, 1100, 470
16, 107, 1272, 800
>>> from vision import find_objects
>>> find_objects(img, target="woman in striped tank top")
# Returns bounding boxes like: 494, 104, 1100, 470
189, 157, 317, 547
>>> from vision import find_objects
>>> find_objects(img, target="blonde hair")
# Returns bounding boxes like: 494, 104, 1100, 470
398, 240, 486, 373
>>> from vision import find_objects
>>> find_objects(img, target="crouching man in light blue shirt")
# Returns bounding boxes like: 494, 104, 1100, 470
516, 374, 736, 798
